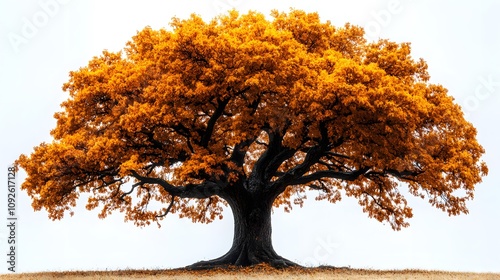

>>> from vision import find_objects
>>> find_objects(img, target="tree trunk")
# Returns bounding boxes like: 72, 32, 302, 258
186, 189, 299, 269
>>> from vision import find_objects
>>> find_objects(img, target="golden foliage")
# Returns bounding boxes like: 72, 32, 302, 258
17, 9, 487, 230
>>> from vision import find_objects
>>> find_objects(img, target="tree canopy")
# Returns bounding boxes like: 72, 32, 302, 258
18, 9, 487, 236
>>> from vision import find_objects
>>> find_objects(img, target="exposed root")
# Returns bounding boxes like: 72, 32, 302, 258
185, 249, 300, 270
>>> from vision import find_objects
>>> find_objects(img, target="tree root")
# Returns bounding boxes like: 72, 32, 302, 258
185, 248, 300, 270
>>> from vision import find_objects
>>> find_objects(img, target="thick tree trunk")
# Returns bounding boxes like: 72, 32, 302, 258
186, 189, 299, 269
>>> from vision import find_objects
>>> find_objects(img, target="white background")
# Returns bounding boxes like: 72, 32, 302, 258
0, 0, 499, 273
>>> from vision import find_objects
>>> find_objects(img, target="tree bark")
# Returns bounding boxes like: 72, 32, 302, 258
186, 188, 299, 269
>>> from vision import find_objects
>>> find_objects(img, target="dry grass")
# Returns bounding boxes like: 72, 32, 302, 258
1, 265, 499, 280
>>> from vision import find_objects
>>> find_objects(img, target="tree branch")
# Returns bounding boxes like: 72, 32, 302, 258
249, 128, 286, 192
264, 147, 296, 181
129, 170, 224, 199
289, 167, 370, 185
200, 98, 230, 148
119, 182, 140, 201
156, 195, 176, 218
230, 137, 256, 167
273, 122, 329, 177
365, 168, 423, 181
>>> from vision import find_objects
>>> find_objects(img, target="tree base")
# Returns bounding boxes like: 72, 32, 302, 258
184, 190, 301, 270
185, 248, 300, 270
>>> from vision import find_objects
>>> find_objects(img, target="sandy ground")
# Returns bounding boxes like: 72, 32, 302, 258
1, 266, 499, 280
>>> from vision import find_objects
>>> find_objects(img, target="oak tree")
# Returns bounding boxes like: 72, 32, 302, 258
17, 10, 488, 268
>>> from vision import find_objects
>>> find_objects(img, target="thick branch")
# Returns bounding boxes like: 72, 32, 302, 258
230, 138, 256, 167
200, 98, 230, 148
264, 147, 296, 181
129, 170, 224, 199
248, 129, 285, 192
271, 123, 330, 183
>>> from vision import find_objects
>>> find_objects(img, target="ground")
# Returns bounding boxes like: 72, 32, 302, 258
1, 265, 499, 280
